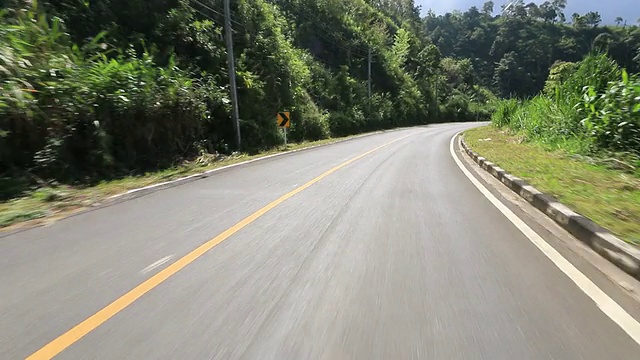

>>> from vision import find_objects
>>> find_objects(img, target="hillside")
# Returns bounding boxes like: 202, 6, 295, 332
1, 0, 638, 188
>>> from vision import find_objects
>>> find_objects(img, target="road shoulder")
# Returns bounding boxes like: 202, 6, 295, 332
452, 132, 640, 325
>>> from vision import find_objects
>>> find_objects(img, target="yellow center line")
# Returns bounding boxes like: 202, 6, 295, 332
27, 131, 419, 360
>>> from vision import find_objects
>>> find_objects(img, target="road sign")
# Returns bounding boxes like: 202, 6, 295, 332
277, 112, 291, 128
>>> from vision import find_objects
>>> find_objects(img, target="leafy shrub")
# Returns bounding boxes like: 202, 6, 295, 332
544, 61, 578, 96
440, 93, 471, 122
580, 70, 640, 155
329, 108, 366, 137
0, 4, 209, 180
290, 92, 330, 142
557, 53, 621, 104
362, 93, 395, 131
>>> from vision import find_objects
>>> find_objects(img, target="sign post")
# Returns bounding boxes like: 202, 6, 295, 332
277, 111, 291, 147
283, 126, 287, 146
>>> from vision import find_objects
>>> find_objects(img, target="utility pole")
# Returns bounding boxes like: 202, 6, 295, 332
224, 0, 241, 149
368, 48, 372, 99
434, 67, 439, 121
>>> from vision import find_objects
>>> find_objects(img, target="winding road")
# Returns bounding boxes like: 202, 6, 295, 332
2, 123, 640, 359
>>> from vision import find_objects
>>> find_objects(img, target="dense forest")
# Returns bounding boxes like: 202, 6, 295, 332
1, 0, 639, 188
425, 0, 640, 97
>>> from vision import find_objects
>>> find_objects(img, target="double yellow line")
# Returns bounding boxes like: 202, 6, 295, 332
27, 131, 417, 359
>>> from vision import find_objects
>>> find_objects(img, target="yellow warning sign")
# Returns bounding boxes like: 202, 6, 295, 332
277, 112, 291, 128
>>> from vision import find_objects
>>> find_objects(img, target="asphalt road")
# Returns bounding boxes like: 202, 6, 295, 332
2, 123, 640, 359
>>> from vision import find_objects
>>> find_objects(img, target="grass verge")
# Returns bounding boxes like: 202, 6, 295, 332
464, 126, 640, 245
0, 134, 368, 230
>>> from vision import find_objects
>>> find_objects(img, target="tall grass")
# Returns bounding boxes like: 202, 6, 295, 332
492, 99, 519, 128
491, 53, 639, 158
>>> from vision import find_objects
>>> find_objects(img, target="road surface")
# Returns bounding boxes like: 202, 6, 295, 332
1, 123, 640, 359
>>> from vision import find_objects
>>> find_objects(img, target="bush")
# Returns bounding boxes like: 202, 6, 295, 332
556, 53, 621, 106
544, 61, 578, 96
0, 5, 210, 180
440, 93, 471, 122
580, 70, 640, 155
329, 108, 366, 137
368, 93, 395, 130
288, 91, 330, 142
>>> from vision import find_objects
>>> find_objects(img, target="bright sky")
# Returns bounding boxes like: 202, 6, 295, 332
417, 0, 640, 24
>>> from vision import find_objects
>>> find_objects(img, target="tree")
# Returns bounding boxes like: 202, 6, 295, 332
583, 11, 602, 28
7, 0, 640, 189
615, 17, 623, 27
526, 3, 541, 19
425, 2, 640, 98
572, 13, 586, 28
556, 36, 581, 61
552, 0, 567, 8
493, 52, 527, 97
501, 0, 525, 17
539, 1, 557, 23
482, 1, 494, 16
440, 57, 474, 90
552, 0, 567, 22
372, 0, 421, 25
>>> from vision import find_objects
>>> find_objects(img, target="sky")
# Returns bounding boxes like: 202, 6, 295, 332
417, 0, 640, 24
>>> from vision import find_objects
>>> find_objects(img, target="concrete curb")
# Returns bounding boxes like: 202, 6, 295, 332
459, 136, 640, 280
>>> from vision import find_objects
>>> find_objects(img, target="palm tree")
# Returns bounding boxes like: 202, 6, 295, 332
615, 17, 623, 26
572, 13, 584, 28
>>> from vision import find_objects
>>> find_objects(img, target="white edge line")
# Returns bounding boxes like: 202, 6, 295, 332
141, 255, 174, 274
107, 130, 393, 201
449, 132, 640, 346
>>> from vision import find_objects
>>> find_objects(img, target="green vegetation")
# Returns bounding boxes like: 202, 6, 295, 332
1, 0, 491, 196
484, 50, 638, 244
492, 53, 639, 165
424, 0, 640, 98
465, 126, 640, 244
440, 2, 639, 169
